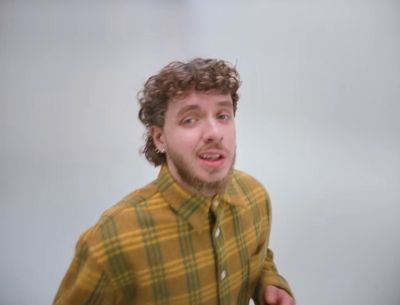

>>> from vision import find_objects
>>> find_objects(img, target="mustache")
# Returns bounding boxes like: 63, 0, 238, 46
197, 142, 229, 154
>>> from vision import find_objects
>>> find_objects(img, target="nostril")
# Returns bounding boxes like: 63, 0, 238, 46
204, 136, 223, 143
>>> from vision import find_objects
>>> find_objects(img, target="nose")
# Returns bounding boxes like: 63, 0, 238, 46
202, 118, 223, 143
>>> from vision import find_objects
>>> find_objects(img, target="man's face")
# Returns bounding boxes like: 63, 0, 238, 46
152, 90, 236, 196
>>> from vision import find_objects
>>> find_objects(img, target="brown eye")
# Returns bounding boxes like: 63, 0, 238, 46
181, 117, 197, 125
217, 113, 231, 121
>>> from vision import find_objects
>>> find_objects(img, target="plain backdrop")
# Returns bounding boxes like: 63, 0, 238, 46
1, 1, 399, 304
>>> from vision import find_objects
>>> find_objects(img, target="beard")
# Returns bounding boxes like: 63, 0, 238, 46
167, 147, 235, 196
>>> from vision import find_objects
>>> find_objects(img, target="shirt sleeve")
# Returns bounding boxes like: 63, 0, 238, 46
252, 190, 294, 304
254, 248, 294, 304
52, 232, 119, 305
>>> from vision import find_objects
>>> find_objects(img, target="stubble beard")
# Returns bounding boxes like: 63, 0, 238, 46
167, 149, 236, 197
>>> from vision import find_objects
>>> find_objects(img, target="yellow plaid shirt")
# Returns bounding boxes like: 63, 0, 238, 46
53, 166, 292, 305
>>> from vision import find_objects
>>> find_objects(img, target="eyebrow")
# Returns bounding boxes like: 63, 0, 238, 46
176, 100, 234, 117
176, 105, 201, 118
217, 100, 234, 109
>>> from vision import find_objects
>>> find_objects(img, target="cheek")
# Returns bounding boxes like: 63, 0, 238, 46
168, 130, 199, 149
225, 126, 236, 147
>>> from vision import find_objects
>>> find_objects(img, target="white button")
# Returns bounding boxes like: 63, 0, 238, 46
212, 199, 219, 211
220, 270, 227, 280
215, 227, 221, 238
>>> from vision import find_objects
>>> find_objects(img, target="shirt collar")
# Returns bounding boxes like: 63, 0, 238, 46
154, 165, 247, 232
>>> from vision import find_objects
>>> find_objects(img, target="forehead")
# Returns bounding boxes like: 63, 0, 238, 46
169, 90, 233, 112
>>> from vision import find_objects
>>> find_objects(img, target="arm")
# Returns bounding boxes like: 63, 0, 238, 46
53, 233, 118, 305
256, 248, 294, 304
253, 192, 294, 305
253, 248, 294, 304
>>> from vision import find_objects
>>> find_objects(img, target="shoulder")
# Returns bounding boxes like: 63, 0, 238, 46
232, 169, 270, 197
230, 169, 273, 218
101, 181, 159, 221
78, 180, 161, 246
233, 169, 263, 185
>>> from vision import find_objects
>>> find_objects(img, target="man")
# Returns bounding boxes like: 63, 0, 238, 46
53, 58, 294, 305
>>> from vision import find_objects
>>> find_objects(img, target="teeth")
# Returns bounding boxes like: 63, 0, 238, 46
201, 154, 221, 160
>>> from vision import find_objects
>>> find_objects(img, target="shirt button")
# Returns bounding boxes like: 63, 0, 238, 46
212, 199, 219, 211
215, 227, 221, 238
220, 270, 227, 281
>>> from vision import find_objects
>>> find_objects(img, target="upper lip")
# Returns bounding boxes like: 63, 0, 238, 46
197, 148, 227, 159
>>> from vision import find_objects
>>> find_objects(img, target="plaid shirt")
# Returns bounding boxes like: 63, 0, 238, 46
53, 166, 292, 305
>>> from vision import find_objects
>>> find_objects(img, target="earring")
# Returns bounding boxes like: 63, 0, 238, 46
156, 147, 165, 154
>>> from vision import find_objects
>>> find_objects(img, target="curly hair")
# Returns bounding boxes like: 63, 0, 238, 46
138, 58, 241, 166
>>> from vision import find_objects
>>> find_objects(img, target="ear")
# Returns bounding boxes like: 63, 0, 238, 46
150, 126, 165, 151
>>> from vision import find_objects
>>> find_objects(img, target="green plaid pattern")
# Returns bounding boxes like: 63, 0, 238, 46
53, 166, 292, 305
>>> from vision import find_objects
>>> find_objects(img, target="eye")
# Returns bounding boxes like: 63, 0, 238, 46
181, 116, 197, 125
217, 113, 231, 121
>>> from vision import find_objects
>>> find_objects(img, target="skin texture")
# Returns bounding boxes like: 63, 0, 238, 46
152, 90, 236, 197
265, 285, 295, 305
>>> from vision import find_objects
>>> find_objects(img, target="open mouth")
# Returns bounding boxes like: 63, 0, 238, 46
199, 153, 223, 161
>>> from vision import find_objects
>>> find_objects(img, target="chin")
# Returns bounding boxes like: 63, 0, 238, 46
207, 169, 232, 182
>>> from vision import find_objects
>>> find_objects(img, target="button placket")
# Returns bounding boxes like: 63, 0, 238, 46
213, 229, 227, 284
220, 269, 227, 281
215, 227, 221, 238
210, 199, 229, 304
212, 198, 219, 212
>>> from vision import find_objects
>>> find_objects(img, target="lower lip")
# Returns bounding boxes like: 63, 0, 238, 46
199, 157, 226, 168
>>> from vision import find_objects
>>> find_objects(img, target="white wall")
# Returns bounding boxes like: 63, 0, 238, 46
1, 1, 399, 304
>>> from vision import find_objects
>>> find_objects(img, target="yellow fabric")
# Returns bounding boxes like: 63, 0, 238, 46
53, 165, 293, 305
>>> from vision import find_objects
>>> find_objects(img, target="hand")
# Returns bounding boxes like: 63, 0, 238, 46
264, 285, 295, 305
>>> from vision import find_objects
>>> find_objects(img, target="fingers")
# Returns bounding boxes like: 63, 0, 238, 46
265, 285, 295, 305
280, 293, 294, 305
277, 288, 295, 305
265, 285, 279, 304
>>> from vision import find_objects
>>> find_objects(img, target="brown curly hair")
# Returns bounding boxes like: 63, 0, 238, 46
138, 58, 241, 166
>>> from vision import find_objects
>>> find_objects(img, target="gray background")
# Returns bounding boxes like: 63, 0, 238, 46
1, 0, 399, 304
